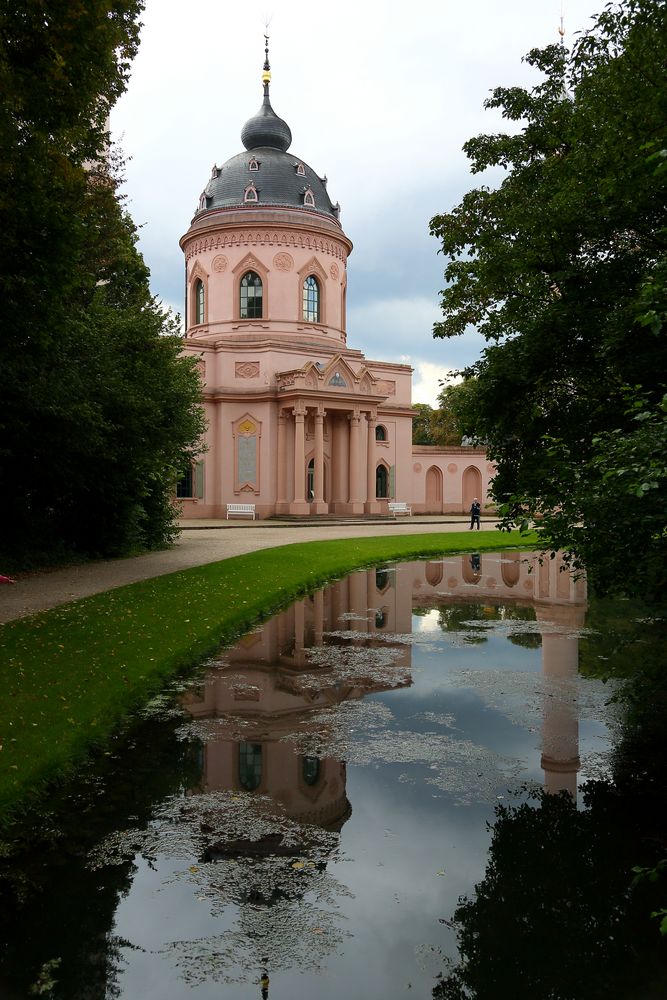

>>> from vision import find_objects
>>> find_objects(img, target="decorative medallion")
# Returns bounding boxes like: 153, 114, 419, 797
238, 419, 257, 435
447, 577, 458, 589
330, 262, 339, 281
447, 463, 458, 473
235, 361, 260, 379
273, 251, 294, 272
212, 254, 228, 272
523, 580, 533, 591
486, 462, 495, 473
413, 463, 422, 473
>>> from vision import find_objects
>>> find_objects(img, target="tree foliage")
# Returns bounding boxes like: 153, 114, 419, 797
0, 2, 206, 563
430, 0, 667, 598
412, 381, 478, 446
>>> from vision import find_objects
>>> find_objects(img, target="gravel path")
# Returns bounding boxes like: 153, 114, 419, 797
0, 516, 494, 624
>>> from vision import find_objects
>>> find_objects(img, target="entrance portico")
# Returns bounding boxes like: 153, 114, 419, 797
276, 394, 385, 516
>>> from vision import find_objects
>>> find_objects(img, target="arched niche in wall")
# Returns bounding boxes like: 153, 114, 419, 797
425, 465, 443, 512
462, 465, 482, 512
501, 551, 521, 588
425, 561, 444, 587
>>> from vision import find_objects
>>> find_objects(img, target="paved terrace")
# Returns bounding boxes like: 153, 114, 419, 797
0, 516, 497, 624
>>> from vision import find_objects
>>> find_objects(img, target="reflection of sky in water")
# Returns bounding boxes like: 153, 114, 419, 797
84, 560, 618, 999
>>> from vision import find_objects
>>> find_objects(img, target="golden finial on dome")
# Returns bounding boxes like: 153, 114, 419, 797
262, 31, 271, 86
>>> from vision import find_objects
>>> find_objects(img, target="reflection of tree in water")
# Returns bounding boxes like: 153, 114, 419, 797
0, 718, 201, 999
436, 603, 538, 646
88, 788, 353, 986
434, 666, 667, 1000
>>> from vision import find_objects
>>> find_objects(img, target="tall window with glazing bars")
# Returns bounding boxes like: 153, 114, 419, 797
303, 275, 320, 322
240, 271, 263, 318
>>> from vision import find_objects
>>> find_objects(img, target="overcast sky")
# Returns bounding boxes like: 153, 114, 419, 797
111, 0, 600, 406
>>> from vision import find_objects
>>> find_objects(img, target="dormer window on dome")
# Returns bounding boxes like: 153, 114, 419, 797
303, 187, 315, 207
198, 192, 207, 211
295, 162, 305, 176
244, 182, 258, 203
248, 157, 260, 171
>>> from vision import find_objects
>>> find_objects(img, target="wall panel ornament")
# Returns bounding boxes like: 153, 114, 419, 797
212, 254, 228, 272
448, 463, 458, 473
375, 380, 396, 396
273, 251, 294, 271
329, 262, 339, 281
235, 361, 260, 379
233, 415, 261, 494
413, 463, 422, 473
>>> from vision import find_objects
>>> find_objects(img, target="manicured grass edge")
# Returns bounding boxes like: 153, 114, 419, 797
0, 530, 538, 825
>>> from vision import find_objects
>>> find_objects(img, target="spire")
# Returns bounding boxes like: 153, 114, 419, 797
240, 34, 292, 152
558, 1, 565, 45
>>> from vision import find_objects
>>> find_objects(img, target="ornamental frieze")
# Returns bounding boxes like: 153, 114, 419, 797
185, 230, 347, 264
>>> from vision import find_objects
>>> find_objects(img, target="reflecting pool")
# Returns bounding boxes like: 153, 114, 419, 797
1, 551, 665, 999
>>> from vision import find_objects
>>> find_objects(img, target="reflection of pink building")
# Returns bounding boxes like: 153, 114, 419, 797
179, 45, 492, 518
182, 569, 412, 829
183, 553, 587, 821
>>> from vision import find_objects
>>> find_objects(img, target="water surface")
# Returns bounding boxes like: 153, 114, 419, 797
1, 550, 665, 999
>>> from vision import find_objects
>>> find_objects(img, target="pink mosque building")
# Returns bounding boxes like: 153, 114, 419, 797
178, 45, 492, 519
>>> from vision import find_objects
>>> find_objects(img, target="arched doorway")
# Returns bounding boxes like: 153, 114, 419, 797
425, 466, 443, 512
307, 457, 328, 502
376, 464, 389, 498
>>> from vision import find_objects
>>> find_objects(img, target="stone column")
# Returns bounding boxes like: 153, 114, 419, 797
312, 406, 328, 514
537, 603, 586, 802
313, 588, 324, 646
276, 408, 287, 512
365, 409, 381, 514
348, 408, 364, 514
290, 403, 309, 515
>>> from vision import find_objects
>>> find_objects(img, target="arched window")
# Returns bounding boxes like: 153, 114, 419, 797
243, 182, 258, 202
194, 278, 205, 325
248, 157, 259, 171
295, 163, 305, 176
376, 464, 389, 498
375, 425, 387, 441
240, 271, 263, 319
303, 188, 315, 207
239, 742, 262, 791
303, 275, 320, 322
302, 756, 320, 786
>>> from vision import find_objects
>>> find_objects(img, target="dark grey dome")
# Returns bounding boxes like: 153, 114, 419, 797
194, 43, 341, 223
241, 93, 292, 152
198, 146, 339, 221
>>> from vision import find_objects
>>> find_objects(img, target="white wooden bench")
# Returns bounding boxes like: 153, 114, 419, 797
388, 501, 412, 517
226, 503, 256, 520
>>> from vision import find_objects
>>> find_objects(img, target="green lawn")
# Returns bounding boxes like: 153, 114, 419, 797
0, 530, 537, 822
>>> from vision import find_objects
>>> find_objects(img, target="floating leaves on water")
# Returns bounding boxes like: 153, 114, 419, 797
87, 790, 342, 871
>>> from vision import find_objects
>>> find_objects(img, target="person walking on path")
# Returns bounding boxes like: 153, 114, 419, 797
469, 498, 481, 530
